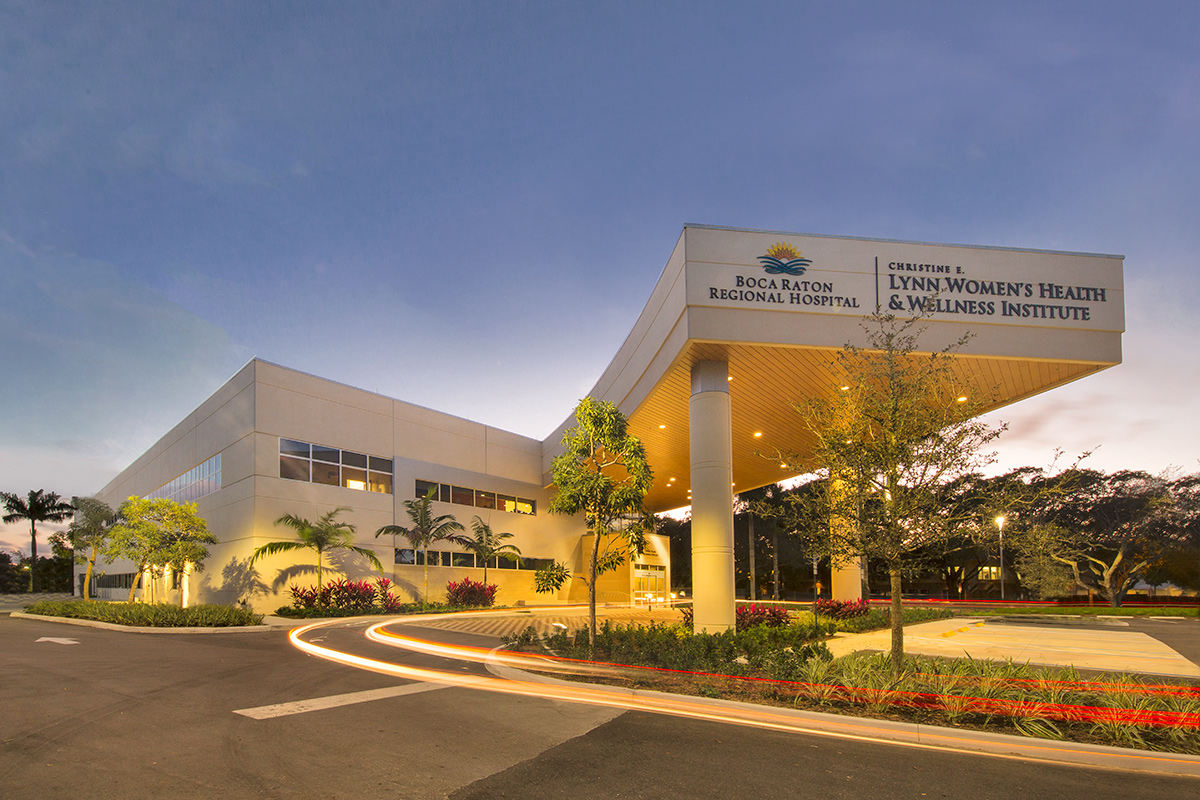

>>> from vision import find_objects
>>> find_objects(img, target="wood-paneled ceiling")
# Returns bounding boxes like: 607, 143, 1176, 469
628, 340, 1105, 512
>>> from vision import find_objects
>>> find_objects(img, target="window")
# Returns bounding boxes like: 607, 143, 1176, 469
415, 479, 536, 515
978, 566, 1001, 581
392, 549, 557, 573
279, 439, 393, 494
145, 454, 222, 503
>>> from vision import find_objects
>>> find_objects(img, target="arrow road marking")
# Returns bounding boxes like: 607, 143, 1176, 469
36, 637, 79, 645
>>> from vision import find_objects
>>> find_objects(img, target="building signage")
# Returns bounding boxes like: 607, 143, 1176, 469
687, 233, 1123, 332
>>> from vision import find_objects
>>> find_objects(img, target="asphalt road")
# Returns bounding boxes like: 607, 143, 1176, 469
2, 615, 1197, 799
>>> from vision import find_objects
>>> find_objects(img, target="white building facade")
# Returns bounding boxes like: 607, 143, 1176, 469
89, 225, 1124, 624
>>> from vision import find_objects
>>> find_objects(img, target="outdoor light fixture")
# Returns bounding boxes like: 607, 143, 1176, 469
995, 515, 1006, 600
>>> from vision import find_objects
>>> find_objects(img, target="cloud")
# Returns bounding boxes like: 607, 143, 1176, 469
0, 236, 242, 503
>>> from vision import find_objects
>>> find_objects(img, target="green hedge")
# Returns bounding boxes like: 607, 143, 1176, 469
831, 606, 954, 633
528, 618, 835, 679
23, 599, 264, 627
274, 601, 450, 618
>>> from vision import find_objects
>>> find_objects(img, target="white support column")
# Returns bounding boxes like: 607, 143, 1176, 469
829, 474, 864, 601
690, 360, 735, 633
831, 557, 864, 601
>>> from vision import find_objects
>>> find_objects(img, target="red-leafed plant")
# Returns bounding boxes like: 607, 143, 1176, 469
446, 578, 497, 608
679, 603, 792, 631
814, 598, 871, 619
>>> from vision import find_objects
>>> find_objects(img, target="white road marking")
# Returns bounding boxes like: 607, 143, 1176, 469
233, 682, 449, 719
36, 637, 79, 645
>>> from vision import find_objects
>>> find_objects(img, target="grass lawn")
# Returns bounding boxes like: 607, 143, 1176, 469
957, 605, 1199, 618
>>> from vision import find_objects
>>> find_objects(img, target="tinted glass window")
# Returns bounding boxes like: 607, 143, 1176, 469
312, 461, 340, 485
451, 486, 474, 506
280, 456, 310, 482
415, 479, 438, 499
475, 491, 496, 510
395, 549, 416, 565
369, 472, 393, 494
342, 467, 367, 490
369, 456, 393, 472
280, 439, 310, 457
341, 451, 367, 468
311, 445, 340, 463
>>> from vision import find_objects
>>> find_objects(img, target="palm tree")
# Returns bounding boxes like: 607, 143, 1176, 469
249, 506, 382, 591
1, 489, 75, 592
376, 489, 468, 601
66, 497, 117, 600
466, 515, 522, 585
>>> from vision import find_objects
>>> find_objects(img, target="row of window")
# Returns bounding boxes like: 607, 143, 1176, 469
280, 439, 394, 494
145, 454, 222, 504
394, 548, 555, 570
414, 479, 536, 515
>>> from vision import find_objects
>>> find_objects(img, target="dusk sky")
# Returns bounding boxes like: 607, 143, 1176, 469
3, 2, 1198, 555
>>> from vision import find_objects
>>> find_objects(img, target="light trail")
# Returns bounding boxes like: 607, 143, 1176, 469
286, 617, 1200, 773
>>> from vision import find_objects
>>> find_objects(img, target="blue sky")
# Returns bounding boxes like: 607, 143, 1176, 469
3, 1, 1198, 554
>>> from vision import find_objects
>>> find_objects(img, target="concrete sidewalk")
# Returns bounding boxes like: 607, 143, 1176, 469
827, 616, 1200, 678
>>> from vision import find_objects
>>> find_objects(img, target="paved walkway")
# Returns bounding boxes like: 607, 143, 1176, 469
827, 616, 1200, 678
408, 605, 685, 639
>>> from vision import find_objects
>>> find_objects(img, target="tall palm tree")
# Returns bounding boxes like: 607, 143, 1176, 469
376, 489, 468, 601
1, 489, 75, 592
249, 506, 382, 591
466, 515, 522, 585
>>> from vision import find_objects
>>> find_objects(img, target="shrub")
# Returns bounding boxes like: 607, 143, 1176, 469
736, 603, 791, 631
679, 603, 793, 631
23, 599, 263, 627
284, 578, 409, 615
538, 618, 834, 676
446, 578, 497, 608
814, 598, 871, 620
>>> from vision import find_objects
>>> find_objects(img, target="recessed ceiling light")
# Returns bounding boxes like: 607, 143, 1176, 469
840, 385, 850, 391
753, 431, 763, 438
727, 376, 733, 381
658, 424, 666, 429
957, 396, 968, 403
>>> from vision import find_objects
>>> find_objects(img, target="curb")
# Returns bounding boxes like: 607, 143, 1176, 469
9, 610, 299, 634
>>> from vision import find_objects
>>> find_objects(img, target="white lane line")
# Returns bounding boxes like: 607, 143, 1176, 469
234, 682, 450, 719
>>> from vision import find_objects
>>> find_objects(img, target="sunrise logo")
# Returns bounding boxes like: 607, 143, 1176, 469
757, 242, 812, 276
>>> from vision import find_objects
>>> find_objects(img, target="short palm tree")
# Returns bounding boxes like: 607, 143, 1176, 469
250, 506, 382, 591
376, 489, 468, 601
466, 516, 522, 585
1, 489, 75, 592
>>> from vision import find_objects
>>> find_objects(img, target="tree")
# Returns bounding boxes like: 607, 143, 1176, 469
465, 516, 522, 585
537, 397, 653, 648
66, 497, 117, 600
1, 489, 75, 592
776, 312, 1004, 673
376, 491, 468, 601
109, 497, 217, 604
1029, 469, 1172, 606
252, 506, 381, 594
